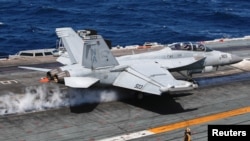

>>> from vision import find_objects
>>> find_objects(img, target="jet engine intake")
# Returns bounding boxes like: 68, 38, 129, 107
188, 66, 214, 75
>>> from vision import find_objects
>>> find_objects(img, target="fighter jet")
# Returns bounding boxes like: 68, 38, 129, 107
54, 29, 242, 80
20, 27, 204, 96
118, 42, 243, 79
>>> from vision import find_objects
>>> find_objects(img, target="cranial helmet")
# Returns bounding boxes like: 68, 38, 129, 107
185, 127, 191, 133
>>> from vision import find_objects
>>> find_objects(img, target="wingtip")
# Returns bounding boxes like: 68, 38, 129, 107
55, 27, 74, 37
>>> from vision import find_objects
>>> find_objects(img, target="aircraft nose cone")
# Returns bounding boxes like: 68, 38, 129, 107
231, 54, 243, 64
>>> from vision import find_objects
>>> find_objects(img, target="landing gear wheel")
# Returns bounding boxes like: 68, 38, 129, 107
137, 93, 144, 100
187, 79, 197, 84
187, 78, 194, 82
192, 80, 198, 84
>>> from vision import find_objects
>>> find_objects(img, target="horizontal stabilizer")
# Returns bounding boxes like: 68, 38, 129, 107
18, 66, 51, 72
64, 77, 99, 88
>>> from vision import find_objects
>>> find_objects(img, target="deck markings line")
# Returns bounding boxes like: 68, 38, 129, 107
98, 106, 250, 141
149, 106, 250, 133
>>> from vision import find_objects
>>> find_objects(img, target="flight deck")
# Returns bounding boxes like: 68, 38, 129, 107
0, 38, 250, 141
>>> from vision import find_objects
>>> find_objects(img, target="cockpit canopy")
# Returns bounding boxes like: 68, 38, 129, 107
167, 42, 213, 52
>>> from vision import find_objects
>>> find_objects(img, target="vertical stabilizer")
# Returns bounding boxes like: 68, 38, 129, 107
56, 27, 83, 64
56, 27, 119, 69
82, 35, 119, 69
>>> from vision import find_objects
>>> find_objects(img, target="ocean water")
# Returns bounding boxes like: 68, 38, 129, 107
0, 0, 250, 56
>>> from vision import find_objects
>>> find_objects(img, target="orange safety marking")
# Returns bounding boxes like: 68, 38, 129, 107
39, 77, 50, 83
149, 106, 250, 134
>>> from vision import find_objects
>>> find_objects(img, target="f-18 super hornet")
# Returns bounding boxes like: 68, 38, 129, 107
19, 27, 205, 96
55, 29, 242, 79
21, 28, 242, 95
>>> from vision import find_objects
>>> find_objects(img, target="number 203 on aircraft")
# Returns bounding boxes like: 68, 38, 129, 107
135, 84, 143, 89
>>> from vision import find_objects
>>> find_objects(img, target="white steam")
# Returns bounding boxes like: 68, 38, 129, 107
0, 84, 129, 116
68, 88, 120, 106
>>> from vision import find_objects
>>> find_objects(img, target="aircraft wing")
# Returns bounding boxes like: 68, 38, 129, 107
18, 66, 51, 72
64, 77, 99, 88
113, 63, 197, 95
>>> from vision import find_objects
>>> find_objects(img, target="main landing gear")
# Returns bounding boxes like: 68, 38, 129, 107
177, 71, 198, 84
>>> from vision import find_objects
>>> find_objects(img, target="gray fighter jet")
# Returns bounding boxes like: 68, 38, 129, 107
55, 29, 242, 79
19, 27, 242, 96
19, 27, 202, 95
